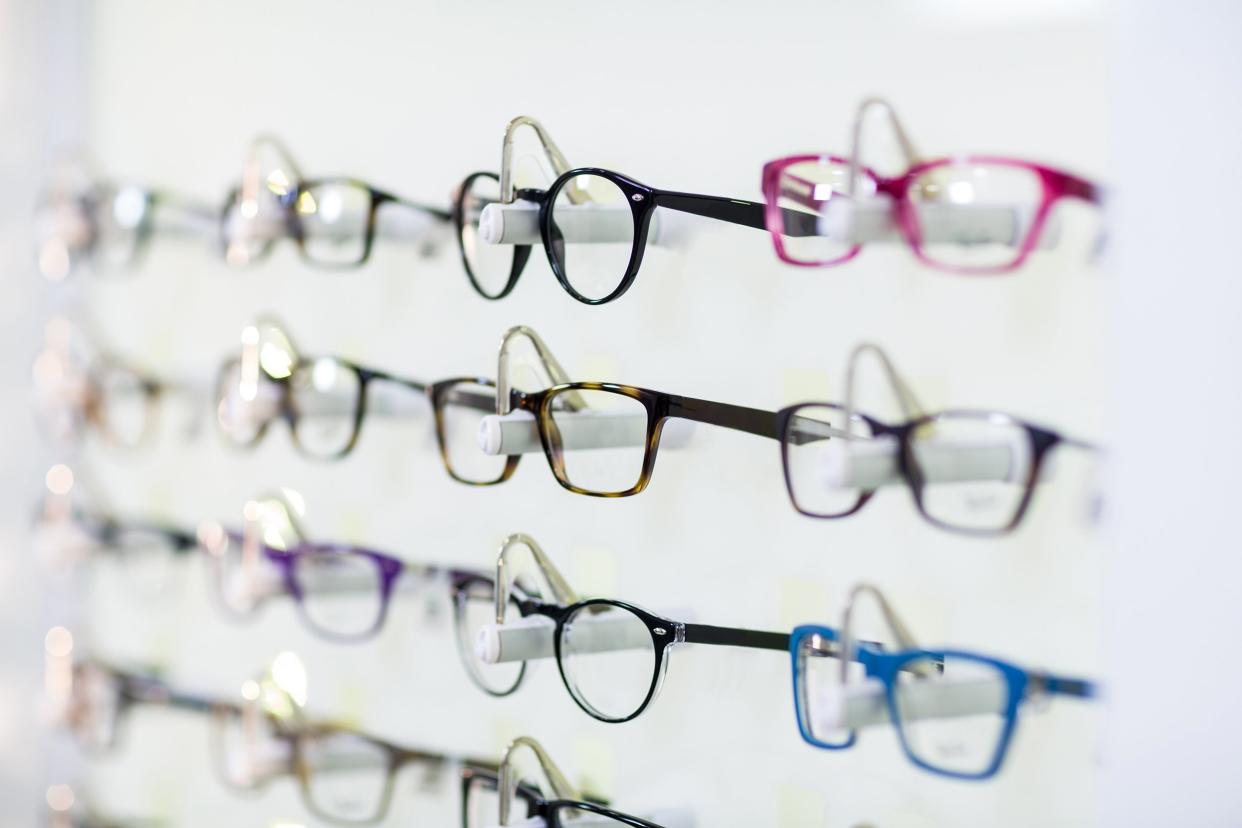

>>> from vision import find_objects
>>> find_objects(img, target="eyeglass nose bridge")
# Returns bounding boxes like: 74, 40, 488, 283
493, 533, 579, 624
498, 735, 581, 826
494, 325, 588, 416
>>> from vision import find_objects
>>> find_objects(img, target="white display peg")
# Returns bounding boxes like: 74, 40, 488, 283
474, 614, 656, 665
819, 434, 1034, 490
813, 675, 1009, 732
475, 409, 694, 456
817, 196, 1061, 247
477, 200, 669, 246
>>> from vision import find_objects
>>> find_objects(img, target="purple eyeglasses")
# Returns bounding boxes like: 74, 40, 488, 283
760, 98, 1102, 274
201, 493, 490, 644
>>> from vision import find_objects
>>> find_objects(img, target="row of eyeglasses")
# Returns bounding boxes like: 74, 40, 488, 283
44, 487, 1097, 787
36, 99, 1103, 300
36, 319, 1099, 538
51, 654, 681, 827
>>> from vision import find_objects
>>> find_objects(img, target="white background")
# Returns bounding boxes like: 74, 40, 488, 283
1, 1, 1238, 826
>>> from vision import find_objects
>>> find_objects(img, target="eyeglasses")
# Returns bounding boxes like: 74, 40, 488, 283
34, 327, 202, 450
61, 660, 228, 756
440, 325, 793, 497
35, 158, 215, 279
789, 585, 1096, 780
218, 663, 540, 827
200, 492, 487, 642
219, 135, 451, 269
454, 116, 814, 305
761, 98, 1102, 274
776, 343, 1098, 535
458, 534, 836, 724
483, 736, 665, 828
214, 317, 432, 458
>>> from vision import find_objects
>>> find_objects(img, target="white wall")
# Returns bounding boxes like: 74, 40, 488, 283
4, 1, 1168, 826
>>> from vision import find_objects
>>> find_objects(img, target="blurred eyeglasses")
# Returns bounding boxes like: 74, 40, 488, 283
775, 342, 1099, 535
454, 115, 807, 305
33, 334, 204, 451
219, 134, 451, 269
761, 97, 1103, 274
484, 736, 664, 828
789, 584, 1097, 780
202, 491, 489, 643
218, 661, 534, 826
457, 534, 848, 724
60, 660, 228, 756
34, 157, 215, 279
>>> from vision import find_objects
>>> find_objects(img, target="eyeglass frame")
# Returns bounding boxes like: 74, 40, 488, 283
775, 403, 1096, 536
788, 585, 1096, 780
760, 97, 1101, 274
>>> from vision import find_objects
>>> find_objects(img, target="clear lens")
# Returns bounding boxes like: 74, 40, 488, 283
295, 181, 372, 266
289, 357, 362, 457
214, 358, 280, 446
548, 173, 634, 302
106, 527, 180, 598
68, 664, 122, 751
558, 602, 656, 721
907, 413, 1033, 533
783, 404, 874, 517
543, 388, 648, 495
292, 549, 385, 639
95, 364, 152, 447
893, 654, 1010, 777
453, 577, 525, 695
462, 769, 502, 828
459, 174, 517, 298
907, 161, 1045, 270
795, 631, 857, 747
773, 159, 869, 265
437, 381, 509, 484
299, 731, 391, 824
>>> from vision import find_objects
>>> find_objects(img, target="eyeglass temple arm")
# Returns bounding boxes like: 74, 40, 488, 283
681, 624, 789, 651
666, 395, 781, 441
494, 534, 579, 624
495, 325, 587, 415
357, 366, 428, 394
839, 583, 924, 682
842, 342, 926, 432
651, 192, 820, 237
1028, 672, 1097, 699
847, 97, 921, 197
500, 116, 579, 205
499, 736, 581, 826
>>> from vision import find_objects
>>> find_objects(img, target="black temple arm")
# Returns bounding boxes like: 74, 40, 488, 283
682, 623, 790, 652
654, 191, 820, 236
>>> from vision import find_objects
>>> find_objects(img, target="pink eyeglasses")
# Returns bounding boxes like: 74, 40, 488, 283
760, 99, 1102, 274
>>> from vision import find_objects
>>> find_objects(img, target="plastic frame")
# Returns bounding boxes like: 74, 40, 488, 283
775, 403, 1096, 536
760, 153, 1100, 274
788, 625, 1096, 780
452, 166, 818, 305
439, 379, 790, 497
218, 176, 451, 270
